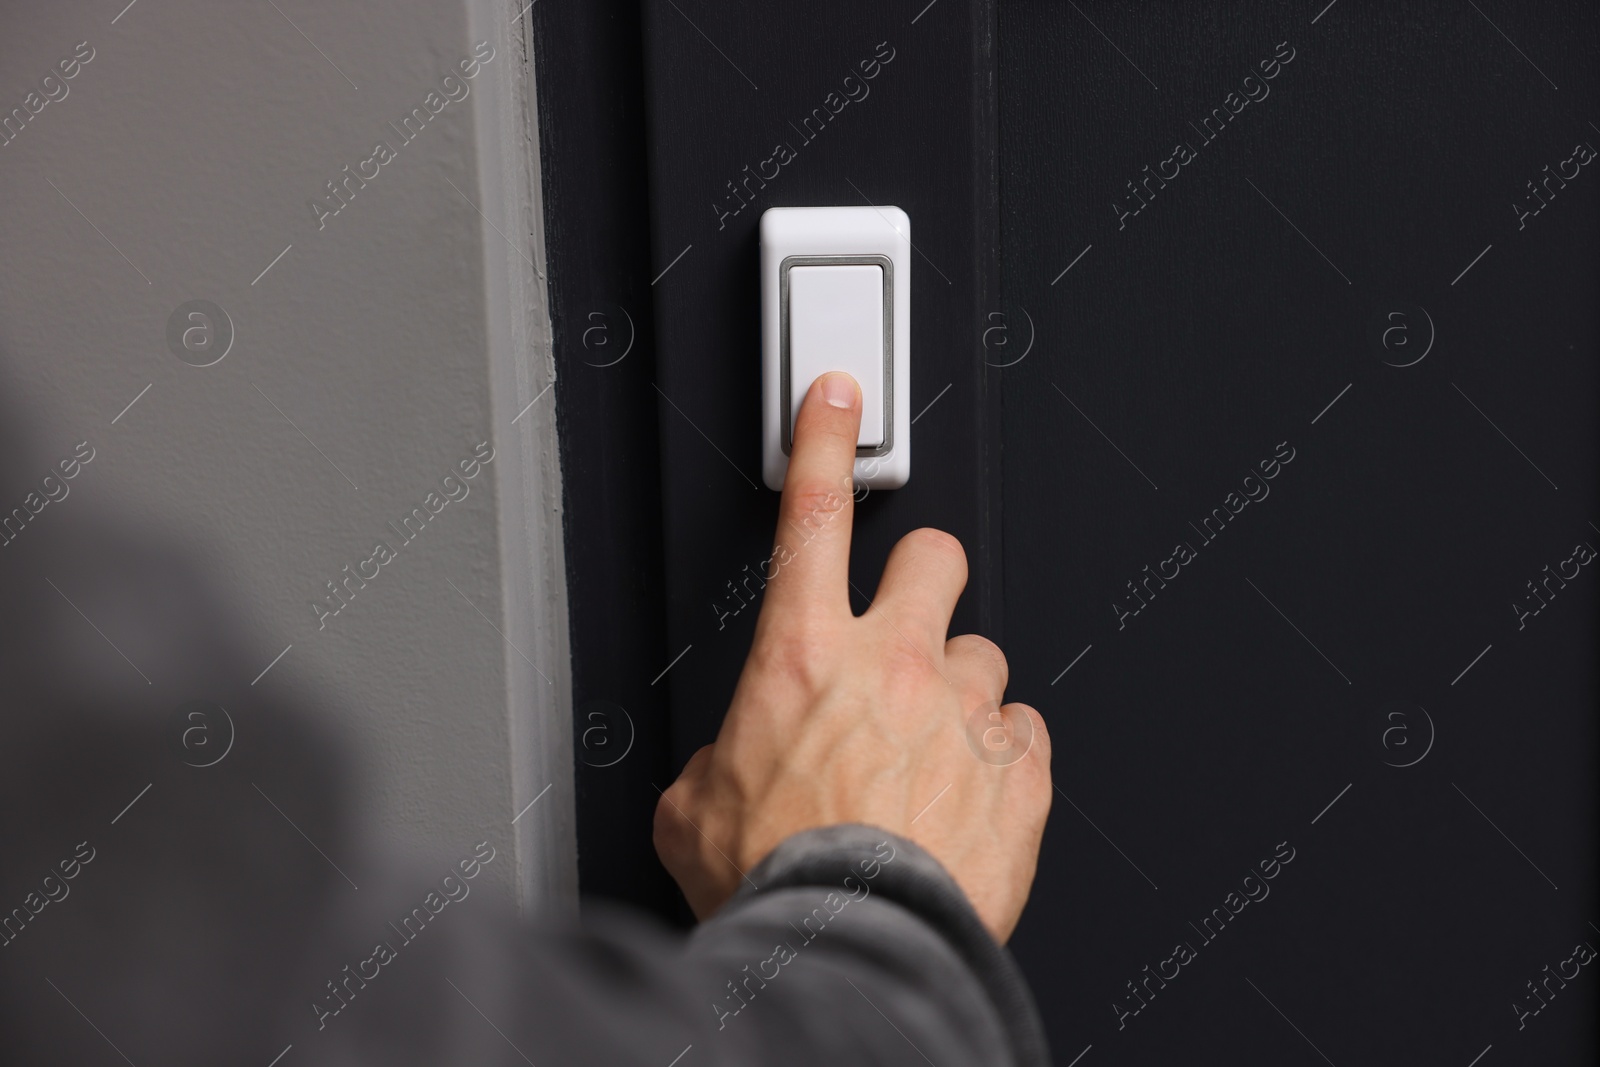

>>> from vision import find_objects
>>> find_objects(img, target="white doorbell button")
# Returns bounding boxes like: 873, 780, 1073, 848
787, 263, 886, 448
761, 206, 911, 491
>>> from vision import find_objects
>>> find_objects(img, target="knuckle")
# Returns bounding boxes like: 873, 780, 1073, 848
653, 781, 686, 823
1012, 703, 1051, 763
750, 615, 836, 688
779, 483, 850, 539
654, 778, 714, 861
652, 791, 684, 848
946, 633, 1009, 700
883, 638, 932, 680
960, 633, 1009, 675
875, 632, 946, 693
903, 527, 967, 573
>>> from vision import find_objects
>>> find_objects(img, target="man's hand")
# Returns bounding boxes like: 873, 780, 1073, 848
653, 371, 1051, 942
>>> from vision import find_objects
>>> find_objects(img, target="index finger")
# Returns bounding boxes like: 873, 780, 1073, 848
761, 371, 862, 622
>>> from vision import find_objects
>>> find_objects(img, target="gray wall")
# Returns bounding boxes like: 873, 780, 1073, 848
0, 0, 574, 910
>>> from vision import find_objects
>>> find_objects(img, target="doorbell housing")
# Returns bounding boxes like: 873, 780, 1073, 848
760, 206, 911, 491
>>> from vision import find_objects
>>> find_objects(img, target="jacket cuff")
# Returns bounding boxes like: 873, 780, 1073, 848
727, 823, 1050, 1067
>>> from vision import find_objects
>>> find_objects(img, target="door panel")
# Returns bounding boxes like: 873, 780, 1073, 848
620, 1, 1597, 1061
530, 0, 680, 918
998, 2, 1595, 1063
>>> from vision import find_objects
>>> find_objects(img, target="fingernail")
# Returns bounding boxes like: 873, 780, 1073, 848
820, 372, 858, 409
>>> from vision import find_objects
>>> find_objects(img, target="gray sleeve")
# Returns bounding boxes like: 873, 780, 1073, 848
685, 824, 1051, 1067
383, 824, 1053, 1065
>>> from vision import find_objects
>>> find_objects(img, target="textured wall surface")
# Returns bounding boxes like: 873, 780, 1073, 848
0, 0, 573, 911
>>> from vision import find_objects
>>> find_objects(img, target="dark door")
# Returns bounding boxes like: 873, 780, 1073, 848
535, 2, 1598, 1062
